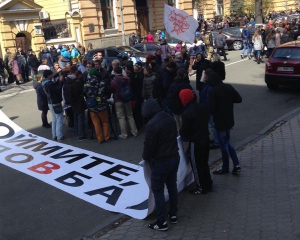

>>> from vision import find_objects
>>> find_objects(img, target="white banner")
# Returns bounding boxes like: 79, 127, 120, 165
0, 110, 193, 219
164, 4, 198, 44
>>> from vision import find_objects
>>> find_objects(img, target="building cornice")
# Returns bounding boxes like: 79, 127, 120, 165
0, 8, 42, 13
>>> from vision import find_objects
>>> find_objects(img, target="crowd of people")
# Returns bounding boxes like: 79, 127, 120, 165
0, 24, 246, 231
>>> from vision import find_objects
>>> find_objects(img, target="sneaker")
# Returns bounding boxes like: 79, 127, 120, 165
58, 136, 69, 142
189, 188, 207, 195
52, 137, 57, 141
118, 134, 127, 140
232, 166, 241, 174
209, 144, 220, 150
78, 136, 88, 141
168, 215, 177, 224
42, 124, 51, 128
213, 169, 229, 175
240, 55, 244, 59
148, 221, 168, 231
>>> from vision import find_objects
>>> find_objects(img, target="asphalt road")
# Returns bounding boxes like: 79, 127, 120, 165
1, 50, 300, 240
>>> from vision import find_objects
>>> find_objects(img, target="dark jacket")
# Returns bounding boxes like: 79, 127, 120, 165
167, 77, 193, 115
207, 72, 242, 131
160, 67, 176, 98
63, 74, 86, 114
33, 81, 49, 111
142, 99, 179, 161
27, 54, 40, 68
40, 48, 53, 67
128, 72, 143, 102
42, 78, 64, 105
179, 101, 209, 144
192, 57, 211, 90
211, 61, 226, 80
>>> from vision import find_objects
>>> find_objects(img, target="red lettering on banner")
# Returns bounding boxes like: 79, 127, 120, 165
28, 161, 60, 174
168, 10, 190, 34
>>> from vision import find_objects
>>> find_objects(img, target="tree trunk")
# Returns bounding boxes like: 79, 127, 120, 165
255, 0, 263, 23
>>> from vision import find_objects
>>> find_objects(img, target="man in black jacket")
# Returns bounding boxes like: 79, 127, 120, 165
179, 89, 212, 194
207, 72, 242, 174
142, 99, 180, 231
42, 70, 66, 141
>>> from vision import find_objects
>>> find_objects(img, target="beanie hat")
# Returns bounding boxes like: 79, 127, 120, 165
89, 68, 99, 77
179, 89, 194, 106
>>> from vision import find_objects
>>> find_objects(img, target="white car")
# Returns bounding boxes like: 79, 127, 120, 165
165, 37, 193, 50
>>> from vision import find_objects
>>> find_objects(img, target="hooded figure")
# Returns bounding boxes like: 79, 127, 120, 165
179, 89, 212, 194
142, 98, 180, 231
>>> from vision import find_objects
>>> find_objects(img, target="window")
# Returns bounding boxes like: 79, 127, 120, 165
147, 45, 160, 51
273, 48, 300, 60
167, 0, 175, 7
106, 49, 119, 57
100, 0, 115, 29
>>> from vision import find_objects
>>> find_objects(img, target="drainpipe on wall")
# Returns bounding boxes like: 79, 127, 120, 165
67, 0, 72, 12
119, 0, 126, 46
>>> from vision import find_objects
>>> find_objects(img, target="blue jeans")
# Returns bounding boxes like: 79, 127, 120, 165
150, 157, 180, 223
254, 50, 262, 56
217, 129, 240, 172
209, 115, 219, 146
48, 104, 64, 140
241, 41, 248, 55
74, 111, 85, 139
247, 43, 253, 56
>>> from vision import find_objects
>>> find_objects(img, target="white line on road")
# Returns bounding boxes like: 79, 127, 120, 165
225, 59, 248, 66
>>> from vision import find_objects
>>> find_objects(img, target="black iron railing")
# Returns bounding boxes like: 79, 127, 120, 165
42, 19, 72, 40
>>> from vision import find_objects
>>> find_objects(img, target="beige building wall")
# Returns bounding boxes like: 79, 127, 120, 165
34, 0, 69, 19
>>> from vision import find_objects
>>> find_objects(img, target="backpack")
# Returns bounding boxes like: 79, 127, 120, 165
114, 77, 132, 103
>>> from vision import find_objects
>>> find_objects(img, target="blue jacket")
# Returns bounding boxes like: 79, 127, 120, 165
61, 48, 71, 59
241, 28, 250, 41
71, 48, 80, 58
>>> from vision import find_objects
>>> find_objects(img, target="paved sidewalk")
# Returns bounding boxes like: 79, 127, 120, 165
0, 81, 34, 99
89, 114, 300, 240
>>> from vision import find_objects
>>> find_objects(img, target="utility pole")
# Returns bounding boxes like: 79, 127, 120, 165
255, 0, 263, 23
119, 0, 126, 46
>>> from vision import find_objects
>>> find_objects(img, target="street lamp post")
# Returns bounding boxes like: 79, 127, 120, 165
119, 0, 126, 46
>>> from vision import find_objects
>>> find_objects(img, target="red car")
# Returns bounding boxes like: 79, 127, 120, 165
265, 41, 300, 90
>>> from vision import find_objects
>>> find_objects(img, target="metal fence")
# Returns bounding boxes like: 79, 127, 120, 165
42, 19, 72, 40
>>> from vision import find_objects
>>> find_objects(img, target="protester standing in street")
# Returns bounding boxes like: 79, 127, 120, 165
142, 99, 180, 231
179, 89, 213, 194
207, 72, 242, 175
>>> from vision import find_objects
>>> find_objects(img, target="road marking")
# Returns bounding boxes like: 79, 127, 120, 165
225, 59, 248, 66
0, 88, 34, 99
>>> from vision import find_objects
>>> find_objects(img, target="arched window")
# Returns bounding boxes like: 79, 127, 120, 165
168, 0, 176, 7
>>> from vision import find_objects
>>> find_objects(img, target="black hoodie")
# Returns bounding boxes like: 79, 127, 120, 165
142, 99, 179, 162
208, 72, 242, 131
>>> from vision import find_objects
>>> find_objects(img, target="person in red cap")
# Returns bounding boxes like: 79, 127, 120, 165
179, 89, 213, 194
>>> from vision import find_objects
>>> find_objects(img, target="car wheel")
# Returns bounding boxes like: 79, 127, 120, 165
233, 41, 242, 50
267, 83, 279, 90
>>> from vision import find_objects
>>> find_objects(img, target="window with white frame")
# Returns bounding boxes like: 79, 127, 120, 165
100, 0, 115, 29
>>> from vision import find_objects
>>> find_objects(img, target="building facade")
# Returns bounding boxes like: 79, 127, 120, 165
0, 0, 195, 57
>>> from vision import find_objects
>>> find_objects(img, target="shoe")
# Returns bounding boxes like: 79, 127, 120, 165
148, 221, 168, 231
213, 169, 229, 175
78, 136, 88, 141
52, 137, 57, 141
118, 134, 127, 140
232, 166, 241, 174
58, 136, 69, 142
209, 144, 220, 150
168, 214, 177, 224
42, 124, 51, 128
133, 134, 138, 137
189, 188, 207, 195
223, 59, 229, 61
240, 55, 244, 59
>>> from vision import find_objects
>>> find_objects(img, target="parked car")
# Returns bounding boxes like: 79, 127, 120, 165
115, 45, 147, 63
132, 43, 161, 55
212, 31, 243, 50
82, 46, 147, 67
265, 41, 300, 90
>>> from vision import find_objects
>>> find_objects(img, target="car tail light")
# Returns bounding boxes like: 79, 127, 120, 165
266, 61, 272, 71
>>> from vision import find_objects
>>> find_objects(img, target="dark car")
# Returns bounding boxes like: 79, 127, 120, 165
132, 43, 161, 55
265, 41, 300, 90
82, 46, 147, 67
212, 31, 243, 50
217, 28, 244, 50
